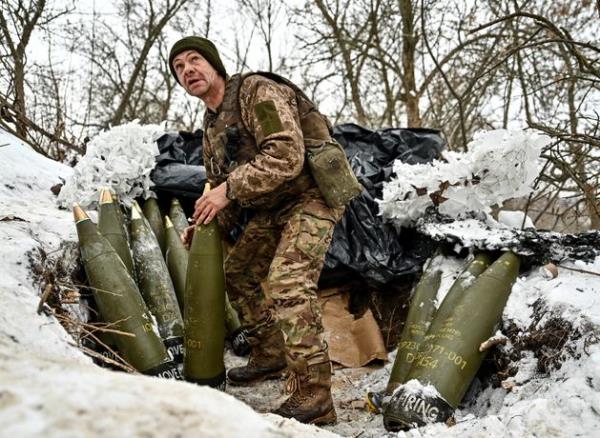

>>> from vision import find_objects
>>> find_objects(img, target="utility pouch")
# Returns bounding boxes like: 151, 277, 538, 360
306, 140, 363, 208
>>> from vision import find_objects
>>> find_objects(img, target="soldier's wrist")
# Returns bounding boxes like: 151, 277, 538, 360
225, 180, 236, 201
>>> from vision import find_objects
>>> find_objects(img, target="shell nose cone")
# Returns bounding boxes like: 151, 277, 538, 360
73, 203, 89, 222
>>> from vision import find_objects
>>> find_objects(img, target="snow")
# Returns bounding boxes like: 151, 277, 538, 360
420, 218, 516, 250
379, 129, 550, 227
419, 341, 600, 438
399, 379, 443, 399
0, 128, 338, 438
428, 254, 467, 307
497, 210, 534, 229
0, 129, 81, 363
57, 121, 166, 209
2, 126, 600, 438
507, 258, 600, 328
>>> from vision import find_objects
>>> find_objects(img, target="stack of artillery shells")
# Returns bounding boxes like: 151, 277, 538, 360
73, 203, 175, 377
382, 252, 520, 431
130, 201, 184, 367
75, 190, 241, 386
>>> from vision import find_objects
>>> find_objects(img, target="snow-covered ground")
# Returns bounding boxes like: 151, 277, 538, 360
0, 130, 336, 438
1, 127, 599, 437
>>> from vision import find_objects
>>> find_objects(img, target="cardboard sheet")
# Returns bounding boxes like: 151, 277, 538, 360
320, 290, 388, 368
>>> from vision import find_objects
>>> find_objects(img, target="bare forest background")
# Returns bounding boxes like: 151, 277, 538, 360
1, 0, 599, 232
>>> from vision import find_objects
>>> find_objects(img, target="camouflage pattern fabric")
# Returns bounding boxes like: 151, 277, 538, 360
203, 74, 316, 213
202, 73, 342, 365
224, 188, 344, 363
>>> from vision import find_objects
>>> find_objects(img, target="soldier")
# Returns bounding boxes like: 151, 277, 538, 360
170, 36, 345, 425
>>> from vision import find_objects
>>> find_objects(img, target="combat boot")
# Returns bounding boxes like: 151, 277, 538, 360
272, 357, 337, 425
227, 328, 286, 385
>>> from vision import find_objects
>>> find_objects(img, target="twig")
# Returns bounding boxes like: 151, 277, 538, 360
386, 303, 398, 348
559, 265, 600, 278
521, 158, 552, 229
420, 0, 467, 149
77, 344, 137, 373
53, 311, 135, 338
37, 283, 54, 314
53, 311, 137, 372
0, 94, 81, 154
479, 335, 508, 352
79, 325, 137, 372
57, 280, 123, 297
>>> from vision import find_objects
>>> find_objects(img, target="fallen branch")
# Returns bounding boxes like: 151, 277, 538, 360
559, 265, 600, 278
52, 309, 137, 373
0, 94, 82, 156
37, 283, 54, 314
56, 280, 123, 297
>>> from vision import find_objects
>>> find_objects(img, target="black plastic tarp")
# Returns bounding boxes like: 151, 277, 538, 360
151, 129, 205, 199
323, 124, 445, 284
150, 123, 446, 285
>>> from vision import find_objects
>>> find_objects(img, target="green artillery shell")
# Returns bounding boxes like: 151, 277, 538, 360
142, 197, 166, 254
224, 292, 242, 336
73, 204, 172, 375
185, 218, 226, 388
164, 216, 188, 314
169, 198, 189, 235
110, 190, 128, 234
386, 256, 442, 394
429, 253, 494, 336
130, 203, 184, 365
384, 252, 520, 431
98, 188, 135, 276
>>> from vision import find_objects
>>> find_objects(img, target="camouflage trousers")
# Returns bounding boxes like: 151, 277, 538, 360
224, 188, 344, 364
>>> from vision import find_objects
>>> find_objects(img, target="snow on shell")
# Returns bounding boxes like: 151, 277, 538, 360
0, 129, 338, 438
57, 121, 166, 209
379, 129, 550, 227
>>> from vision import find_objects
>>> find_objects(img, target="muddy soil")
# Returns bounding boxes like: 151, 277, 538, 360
224, 350, 393, 437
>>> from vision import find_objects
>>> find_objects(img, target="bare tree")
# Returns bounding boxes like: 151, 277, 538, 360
67, 0, 202, 128
0, 0, 70, 148
470, 1, 600, 228
290, 0, 502, 135
238, 0, 283, 72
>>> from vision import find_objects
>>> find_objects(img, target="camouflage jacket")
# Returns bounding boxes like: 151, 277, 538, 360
202, 72, 333, 229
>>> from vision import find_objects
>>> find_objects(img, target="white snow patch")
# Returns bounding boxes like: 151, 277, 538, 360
399, 379, 442, 399
431, 255, 467, 307
418, 217, 524, 252
57, 121, 166, 209
498, 210, 535, 229
0, 128, 339, 438
505, 256, 600, 328
379, 129, 550, 227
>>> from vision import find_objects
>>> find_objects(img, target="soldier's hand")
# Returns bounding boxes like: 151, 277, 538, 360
193, 182, 231, 225
180, 225, 195, 249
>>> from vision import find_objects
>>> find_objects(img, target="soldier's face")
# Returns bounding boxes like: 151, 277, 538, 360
173, 50, 218, 98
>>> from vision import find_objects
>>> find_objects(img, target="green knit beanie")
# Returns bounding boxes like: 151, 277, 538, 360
169, 36, 227, 82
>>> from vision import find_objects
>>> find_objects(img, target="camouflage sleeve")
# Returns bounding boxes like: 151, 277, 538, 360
226, 75, 305, 202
